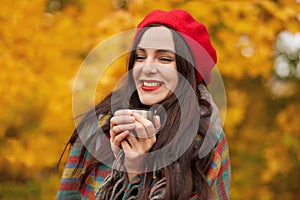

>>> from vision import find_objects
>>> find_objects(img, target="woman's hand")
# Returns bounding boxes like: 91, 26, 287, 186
109, 109, 160, 174
121, 111, 160, 173
110, 109, 136, 158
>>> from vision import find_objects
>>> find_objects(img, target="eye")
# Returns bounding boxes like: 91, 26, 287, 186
159, 57, 174, 63
135, 54, 146, 61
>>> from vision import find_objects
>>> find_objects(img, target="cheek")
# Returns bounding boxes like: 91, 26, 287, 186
170, 76, 179, 91
162, 67, 179, 88
132, 66, 140, 82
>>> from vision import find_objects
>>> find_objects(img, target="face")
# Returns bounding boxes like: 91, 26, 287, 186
133, 26, 179, 106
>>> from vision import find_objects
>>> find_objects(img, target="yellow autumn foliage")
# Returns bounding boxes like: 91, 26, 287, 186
0, 0, 300, 199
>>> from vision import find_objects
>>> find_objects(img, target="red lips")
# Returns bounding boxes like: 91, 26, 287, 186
140, 80, 163, 91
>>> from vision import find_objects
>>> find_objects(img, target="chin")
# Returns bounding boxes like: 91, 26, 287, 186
140, 99, 159, 106
138, 92, 170, 106
139, 96, 164, 106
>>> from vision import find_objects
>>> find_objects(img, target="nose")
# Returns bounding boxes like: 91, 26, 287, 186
142, 57, 158, 74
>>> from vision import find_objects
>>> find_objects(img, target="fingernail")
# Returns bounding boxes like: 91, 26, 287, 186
129, 116, 135, 122
128, 110, 133, 114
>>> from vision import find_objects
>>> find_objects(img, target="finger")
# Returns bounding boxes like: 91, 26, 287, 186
110, 125, 129, 141
121, 139, 141, 160
134, 121, 149, 139
133, 112, 151, 124
111, 130, 129, 147
133, 113, 156, 137
110, 115, 135, 126
153, 115, 161, 131
112, 123, 136, 133
124, 132, 143, 150
127, 132, 156, 153
121, 139, 132, 152
114, 109, 133, 116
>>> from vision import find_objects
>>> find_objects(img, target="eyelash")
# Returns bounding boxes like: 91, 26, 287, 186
135, 55, 174, 62
160, 57, 174, 62
136, 55, 145, 60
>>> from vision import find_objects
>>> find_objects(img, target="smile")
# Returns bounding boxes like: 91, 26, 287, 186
140, 80, 163, 91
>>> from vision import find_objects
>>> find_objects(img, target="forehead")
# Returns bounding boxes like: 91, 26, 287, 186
137, 26, 175, 52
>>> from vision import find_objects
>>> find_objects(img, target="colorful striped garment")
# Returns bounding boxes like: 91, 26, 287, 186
56, 85, 231, 199
56, 125, 230, 200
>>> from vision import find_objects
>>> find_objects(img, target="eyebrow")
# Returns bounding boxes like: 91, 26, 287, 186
136, 47, 175, 54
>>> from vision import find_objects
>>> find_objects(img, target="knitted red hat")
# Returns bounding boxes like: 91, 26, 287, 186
137, 9, 217, 84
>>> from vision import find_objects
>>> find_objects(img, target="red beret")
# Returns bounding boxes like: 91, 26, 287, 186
137, 9, 217, 84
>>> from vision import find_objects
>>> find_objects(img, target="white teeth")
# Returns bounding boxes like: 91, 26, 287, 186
143, 81, 161, 86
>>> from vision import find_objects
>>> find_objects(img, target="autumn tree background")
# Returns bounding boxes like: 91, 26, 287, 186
0, 0, 299, 199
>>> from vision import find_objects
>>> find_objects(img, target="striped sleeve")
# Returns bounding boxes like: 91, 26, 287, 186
207, 130, 231, 199
56, 140, 86, 200
81, 163, 112, 199
56, 113, 113, 199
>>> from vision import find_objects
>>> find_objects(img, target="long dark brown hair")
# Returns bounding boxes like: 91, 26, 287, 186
59, 24, 213, 199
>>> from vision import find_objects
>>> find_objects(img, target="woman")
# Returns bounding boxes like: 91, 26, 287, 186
57, 9, 231, 200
